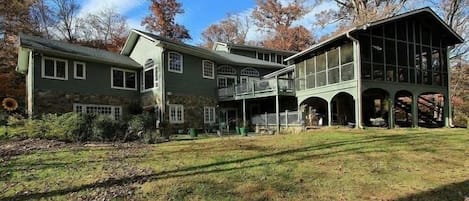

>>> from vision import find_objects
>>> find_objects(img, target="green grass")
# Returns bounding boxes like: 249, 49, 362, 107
1, 128, 468, 201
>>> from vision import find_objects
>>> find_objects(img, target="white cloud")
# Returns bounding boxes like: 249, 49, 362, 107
78, 0, 146, 17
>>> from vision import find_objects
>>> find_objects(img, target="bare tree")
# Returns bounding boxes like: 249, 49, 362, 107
78, 7, 129, 52
201, 14, 250, 48
316, 0, 408, 31
51, 0, 80, 42
439, 0, 468, 59
30, 0, 56, 38
142, 0, 191, 41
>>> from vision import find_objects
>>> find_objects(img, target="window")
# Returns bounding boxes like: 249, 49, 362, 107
218, 75, 236, 87
42, 57, 68, 80
74, 61, 86, 79
74, 104, 122, 120
142, 59, 158, 92
168, 52, 183, 73
218, 66, 236, 75
240, 68, 260, 77
204, 106, 216, 124
111, 68, 137, 90
169, 104, 184, 123
202, 60, 215, 79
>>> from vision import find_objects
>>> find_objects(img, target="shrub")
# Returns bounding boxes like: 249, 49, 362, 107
127, 112, 156, 142
91, 116, 126, 142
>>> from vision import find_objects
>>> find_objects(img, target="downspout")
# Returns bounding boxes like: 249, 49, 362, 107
160, 47, 166, 127
346, 28, 365, 129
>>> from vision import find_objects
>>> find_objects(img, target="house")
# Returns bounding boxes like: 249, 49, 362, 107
16, 30, 295, 132
16, 7, 463, 132
286, 7, 463, 128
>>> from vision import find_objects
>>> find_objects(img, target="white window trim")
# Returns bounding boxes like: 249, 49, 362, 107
73, 103, 122, 120
141, 59, 158, 93
41, 56, 68, 80
217, 65, 236, 75
217, 75, 237, 88
202, 60, 215, 79
168, 51, 183, 74
204, 106, 216, 124
240, 67, 260, 77
111, 67, 137, 91
73, 61, 86, 80
169, 104, 184, 124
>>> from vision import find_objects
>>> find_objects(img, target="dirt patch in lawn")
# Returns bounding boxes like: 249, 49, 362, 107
0, 139, 67, 160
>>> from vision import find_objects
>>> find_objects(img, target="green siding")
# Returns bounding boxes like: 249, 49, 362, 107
164, 50, 218, 97
129, 36, 164, 99
230, 49, 257, 58
34, 53, 140, 98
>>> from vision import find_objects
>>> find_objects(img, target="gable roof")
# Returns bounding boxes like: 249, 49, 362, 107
286, 7, 464, 62
18, 34, 141, 69
214, 42, 297, 55
123, 29, 287, 69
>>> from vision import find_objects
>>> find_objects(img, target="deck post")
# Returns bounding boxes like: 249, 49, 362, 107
285, 110, 289, 128
242, 99, 247, 128
265, 112, 268, 127
412, 94, 418, 127
327, 100, 332, 126
276, 95, 280, 134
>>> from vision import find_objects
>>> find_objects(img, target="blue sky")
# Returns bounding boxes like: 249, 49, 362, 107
76, 0, 437, 45
76, 0, 342, 45
77, 0, 260, 44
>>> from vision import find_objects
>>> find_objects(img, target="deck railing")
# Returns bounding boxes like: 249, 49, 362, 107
218, 77, 295, 99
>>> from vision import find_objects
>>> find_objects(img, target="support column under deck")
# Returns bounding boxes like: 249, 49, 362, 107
276, 95, 280, 133
444, 92, 451, 127
242, 99, 246, 128
327, 100, 332, 126
354, 96, 361, 128
412, 94, 418, 127
388, 98, 395, 129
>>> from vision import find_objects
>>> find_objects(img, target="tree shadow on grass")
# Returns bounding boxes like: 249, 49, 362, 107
0, 133, 462, 201
394, 180, 469, 201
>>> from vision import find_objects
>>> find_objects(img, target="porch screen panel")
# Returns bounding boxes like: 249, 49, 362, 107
316, 53, 326, 87
306, 57, 315, 89
328, 48, 339, 84
341, 43, 354, 81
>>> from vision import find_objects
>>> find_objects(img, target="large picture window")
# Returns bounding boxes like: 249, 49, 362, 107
169, 104, 184, 123
111, 68, 137, 90
168, 52, 183, 73
202, 60, 214, 79
42, 57, 68, 80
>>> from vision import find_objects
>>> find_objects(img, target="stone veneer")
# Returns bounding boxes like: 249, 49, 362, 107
33, 90, 138, 118
165, 94, 217, 132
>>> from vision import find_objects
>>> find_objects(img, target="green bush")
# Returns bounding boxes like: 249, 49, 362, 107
127, 112, 156, 142
3, 112, 161, 143
91, 116, 127, 142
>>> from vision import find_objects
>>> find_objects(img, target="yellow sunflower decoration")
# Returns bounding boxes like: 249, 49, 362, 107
2, 97, 18, 112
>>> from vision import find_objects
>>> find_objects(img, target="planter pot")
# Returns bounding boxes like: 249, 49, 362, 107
240, 127, 247, 136
189, 128, 197, 137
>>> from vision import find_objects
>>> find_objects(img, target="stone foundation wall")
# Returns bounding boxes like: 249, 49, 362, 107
33, 90, 138, 118
165, 94, 217, 133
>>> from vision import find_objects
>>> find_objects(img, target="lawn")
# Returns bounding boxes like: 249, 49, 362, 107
0, 128, 468, 201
